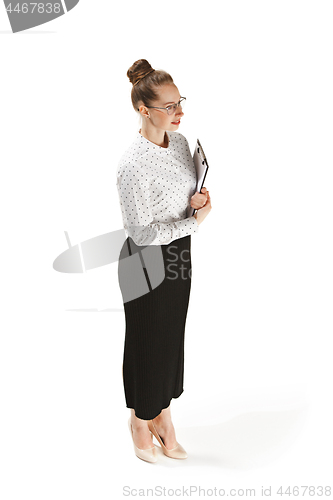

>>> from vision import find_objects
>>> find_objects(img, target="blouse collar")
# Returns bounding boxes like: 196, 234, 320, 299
137, 130, 171, 151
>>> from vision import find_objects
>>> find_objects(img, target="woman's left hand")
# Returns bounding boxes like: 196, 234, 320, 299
190, 187, 209, 209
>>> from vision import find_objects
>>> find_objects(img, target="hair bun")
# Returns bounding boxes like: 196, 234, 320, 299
127, 59, 154, 86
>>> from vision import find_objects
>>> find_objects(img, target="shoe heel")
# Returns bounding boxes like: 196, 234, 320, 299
147, 420, 187, 460
128, 418, 157, 463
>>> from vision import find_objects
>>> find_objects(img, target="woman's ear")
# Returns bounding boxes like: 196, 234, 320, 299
138, 103, 150, 119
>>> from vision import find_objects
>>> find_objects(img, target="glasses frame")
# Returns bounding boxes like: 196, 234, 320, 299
142, 97, 186, 115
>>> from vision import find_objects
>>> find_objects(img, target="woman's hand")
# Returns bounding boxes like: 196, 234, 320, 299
193, 190, 212, 225
190, 187, 209, 209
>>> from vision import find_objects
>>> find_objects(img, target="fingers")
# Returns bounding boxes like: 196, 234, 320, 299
201, 187, 209, 201
192, 192, 206, 203
191, 201, 204, 209
191, 197, 202, 209
191, 189, 211, 210
202, 192, 211, 209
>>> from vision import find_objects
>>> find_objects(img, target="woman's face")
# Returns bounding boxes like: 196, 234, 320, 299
140, 83, 184, 131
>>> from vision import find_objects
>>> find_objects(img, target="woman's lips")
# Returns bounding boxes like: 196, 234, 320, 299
172, 120, 181, 125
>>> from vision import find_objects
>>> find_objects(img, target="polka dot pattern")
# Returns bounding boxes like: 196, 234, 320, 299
116, 131, 199, 245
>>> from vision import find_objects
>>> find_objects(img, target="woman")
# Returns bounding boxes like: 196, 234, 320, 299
116, 59, 212, 463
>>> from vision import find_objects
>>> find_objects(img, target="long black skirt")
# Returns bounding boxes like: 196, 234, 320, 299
118, 234, 192, 420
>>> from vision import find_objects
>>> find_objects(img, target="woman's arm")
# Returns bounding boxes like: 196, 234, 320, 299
193, 191, 212, 225
117, 164, 199, 246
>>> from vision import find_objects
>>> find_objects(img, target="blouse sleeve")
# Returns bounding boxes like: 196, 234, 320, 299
117, 163, 199, 246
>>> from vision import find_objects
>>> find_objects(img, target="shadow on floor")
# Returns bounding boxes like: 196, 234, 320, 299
150, 408, 307, 469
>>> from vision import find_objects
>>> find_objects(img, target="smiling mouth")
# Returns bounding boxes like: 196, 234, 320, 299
172, 120, 181, 124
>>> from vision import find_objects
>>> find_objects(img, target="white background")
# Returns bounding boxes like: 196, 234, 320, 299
1, 1, 332, 498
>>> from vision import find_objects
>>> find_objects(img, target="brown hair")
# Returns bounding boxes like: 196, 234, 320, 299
127, 59, 174, 112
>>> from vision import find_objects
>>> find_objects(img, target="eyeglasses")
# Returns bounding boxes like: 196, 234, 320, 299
143, 97, 186, 115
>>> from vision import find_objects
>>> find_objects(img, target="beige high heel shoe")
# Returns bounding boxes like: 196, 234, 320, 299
128, 418, 157, 463
148, 420, 187, 459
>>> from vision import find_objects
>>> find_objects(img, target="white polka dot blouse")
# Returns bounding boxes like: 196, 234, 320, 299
116, 130, 199, 246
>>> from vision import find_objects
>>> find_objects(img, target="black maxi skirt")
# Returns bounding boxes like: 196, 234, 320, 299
118, 234, 192, 420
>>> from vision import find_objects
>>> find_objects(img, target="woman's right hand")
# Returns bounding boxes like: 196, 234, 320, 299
193, 191, 212, 225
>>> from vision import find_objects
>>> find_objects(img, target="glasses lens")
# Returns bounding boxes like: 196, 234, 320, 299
167, 105, 175, 115
167, 98, 186, 115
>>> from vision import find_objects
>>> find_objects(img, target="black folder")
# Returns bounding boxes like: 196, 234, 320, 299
187, 138, 210, 217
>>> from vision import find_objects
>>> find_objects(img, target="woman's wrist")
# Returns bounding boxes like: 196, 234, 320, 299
193, 212, 199, 225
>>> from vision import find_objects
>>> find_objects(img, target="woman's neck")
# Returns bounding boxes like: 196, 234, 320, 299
140, 122, 169, 148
